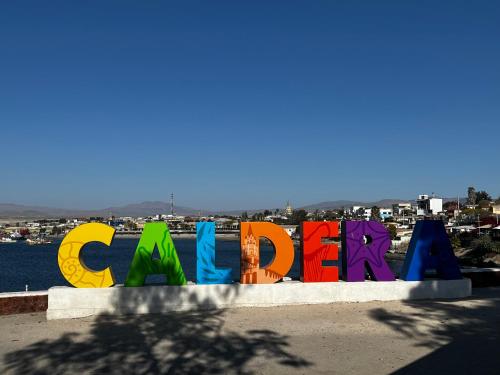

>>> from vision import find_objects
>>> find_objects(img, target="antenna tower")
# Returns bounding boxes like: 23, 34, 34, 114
170, 193, 175, 216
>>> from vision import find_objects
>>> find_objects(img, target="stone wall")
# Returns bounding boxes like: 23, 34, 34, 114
0, 292, 48, 315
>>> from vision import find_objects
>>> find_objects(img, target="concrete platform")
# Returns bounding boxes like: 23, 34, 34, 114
47, 278, 471, 320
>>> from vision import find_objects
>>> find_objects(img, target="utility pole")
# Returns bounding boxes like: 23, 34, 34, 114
170, 193, 175, 216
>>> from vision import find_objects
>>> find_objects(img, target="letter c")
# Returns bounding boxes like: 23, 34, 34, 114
57, 223, 116, 288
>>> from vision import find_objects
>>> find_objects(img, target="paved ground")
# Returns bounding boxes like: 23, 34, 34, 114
1, 288, 499, 374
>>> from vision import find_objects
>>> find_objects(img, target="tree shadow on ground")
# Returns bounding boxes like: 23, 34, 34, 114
3, 283, 312, 374
369, 285, 500, 374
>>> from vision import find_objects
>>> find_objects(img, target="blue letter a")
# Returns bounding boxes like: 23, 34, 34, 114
400, 220, 462, 281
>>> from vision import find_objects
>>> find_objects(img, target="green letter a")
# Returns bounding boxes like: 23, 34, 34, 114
125, 222, 187, 286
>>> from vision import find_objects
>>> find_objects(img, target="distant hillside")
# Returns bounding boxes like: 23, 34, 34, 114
0, 197, 467, 219
0, 202, 200, 219
299, 200, 365, 210
0, 204, 82, 219
100, 201, 201, 217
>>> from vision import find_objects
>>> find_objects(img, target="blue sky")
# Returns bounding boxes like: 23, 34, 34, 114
0, 1, 499, 210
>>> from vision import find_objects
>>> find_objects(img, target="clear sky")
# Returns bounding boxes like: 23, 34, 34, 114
1, 1, 499, 210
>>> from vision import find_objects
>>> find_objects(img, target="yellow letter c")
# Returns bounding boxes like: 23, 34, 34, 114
57, 223, 115, 288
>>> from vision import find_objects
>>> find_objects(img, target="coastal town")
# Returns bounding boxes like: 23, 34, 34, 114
1, 2, 499, 373
1, 187, 499, 266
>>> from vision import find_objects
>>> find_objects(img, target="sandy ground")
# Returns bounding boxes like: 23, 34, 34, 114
1, 288, 499, 374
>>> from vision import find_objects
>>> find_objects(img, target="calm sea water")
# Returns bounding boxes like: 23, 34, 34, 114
0, 238, 403, 293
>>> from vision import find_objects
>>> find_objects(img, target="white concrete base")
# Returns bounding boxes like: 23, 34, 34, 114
47, 278, 471, 320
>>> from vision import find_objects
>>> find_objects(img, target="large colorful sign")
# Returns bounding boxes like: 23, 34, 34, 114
57, 220, 461, 288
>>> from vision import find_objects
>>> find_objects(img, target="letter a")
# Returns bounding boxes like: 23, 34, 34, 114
400, 220, 461, 281
125, 222, 186, 287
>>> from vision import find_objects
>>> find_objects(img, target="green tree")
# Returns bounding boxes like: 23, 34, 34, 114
450, 235, 461, 251
470, 236, 496, 258
324, 210, 337, 220
475, 191, 492, 202
467, 186, 476, 205
370, 206, 381, 221
251, 212, 265, 221
51, 226, 62, 235
386, 224, 397, 240
125, 220, 138, 231
241, 211, 249, 221
290, 209, 308, 225
313, 209, 321, 221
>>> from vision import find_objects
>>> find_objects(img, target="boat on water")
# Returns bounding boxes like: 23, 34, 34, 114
0, 232, 26, 243
0, 237, 17, 243
26, 237, 52, 245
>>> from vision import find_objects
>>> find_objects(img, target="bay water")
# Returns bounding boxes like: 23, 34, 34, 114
0, 238, 402, 293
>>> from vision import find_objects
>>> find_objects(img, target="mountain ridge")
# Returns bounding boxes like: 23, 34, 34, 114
0, 197, 464, 219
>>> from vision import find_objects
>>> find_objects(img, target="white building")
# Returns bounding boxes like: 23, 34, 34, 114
416, 194, 443, 216
352, 206, 371, 220
493, 205, 500, 215
392, 203, 412, 216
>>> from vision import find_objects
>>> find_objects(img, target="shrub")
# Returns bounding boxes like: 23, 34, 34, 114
470, 236, 497, 257
450, 235, 461, 251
